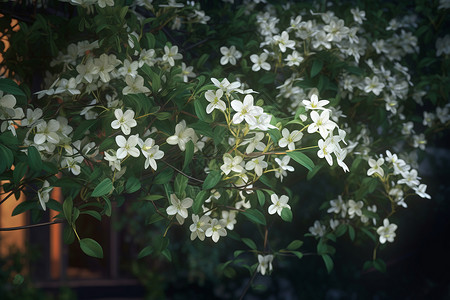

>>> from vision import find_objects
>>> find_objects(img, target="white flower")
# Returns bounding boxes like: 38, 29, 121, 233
376, 219, 397, 244
335, 148, 349, 172
118, 59, 139, 78
205, 89, 226, 114
273, 31, 295, 52
250, 53, 271, 71
166, 120, 196, 151
139, 49, 156, 67
412, 134, 427, 150
317, 138, 335, 166
122, 75, 150, 95
249, 112, 277, 131
308, 110, 336, 139
115, 134, 140, 159
367, 158, 385, 177
211, 78, 241, 95
111, 109, 137, 135
241, 132, 265, 154
221, 210, 237, 230
139, 138, 164, 170
327, 196, 347, 218
413, 184, 431, 199
275, 155, 294, 172
180, 62, 196, 82
98, 0, 114, 8
279, 128, 303, 150
189, 214, 211, 241
309, 220, 326, 237
205, 218, 227, 242
162, 45, 182, 67
166, 194, 193, 225
245, 155, 268, 177
330, 219, 340, 230
285, 50, 304, 66
364, 76, 385, 96
21, 108, 43, 127
220, 45, 242, 65
231, 94, 262, 125
104, 149, 121, 171
94, 54, 119, 83
268, 194, 291, 216
0, 92, 17, 118
34, 119, 61, 145
350, 8, 366, 24
257, 254, 273, 275
302, 94, 329, 110
38, 180, 53, 211
347, 200, 363, 218
398, 169, 420, 187
220, 153, 244, 175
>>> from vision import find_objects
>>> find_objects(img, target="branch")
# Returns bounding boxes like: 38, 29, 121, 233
161, 160, 204, 183
0, 219, 64, 231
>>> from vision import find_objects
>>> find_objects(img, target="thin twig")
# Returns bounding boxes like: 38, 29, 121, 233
0, 219, 64, 231
161, 160, 204, 183
239, 269, 258, 300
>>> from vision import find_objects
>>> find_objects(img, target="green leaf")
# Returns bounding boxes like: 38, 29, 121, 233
63, 197, 73, 224
307, 163, 323, 180
91, 178, 113, 197
234, 250, 245, 258
334, 224, 347, 237
280, 208, 293, 222
138, 246, 153, 259
143, 194, 165, 201
183, 140, 195, 171
256, 190, 266, 207
13, 162, 27, 185
348, 225, 355, 241
194, 98, 209, 122
241, 237, 257, 250
145, 33, 155, 49
12, 201, 38, 216
310, 60, 323, 78
46, 199, 62, 212
80, 210, 102, 221
0, 144, 13, 172
102, 196, 112, 217
63, 225, 75, 244
360, 227, 377, 242
287, 152, 314, 171
202, 170, 222, 190
322, 254, 334, 273
79, 238, 103, 258
190, 120, 214, 137
373, 258, 387, 273
174, 173, 188, 198
161, 249, 172, 262
126, 176, 141, 193
27, 146, 43, 172
213, 126, 227, 145
146, 212, 165, 225
363, 260, 373, 271
0, 78, 26, 96
291, 251, 304, 260
287, 240, 303, 250
193, 190, 208, 214
154, 167, 173, 184
72, 120, 97, 141
242, 209, 266, 226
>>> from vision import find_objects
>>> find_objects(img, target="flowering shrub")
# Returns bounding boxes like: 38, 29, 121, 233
0, 0, 449, 290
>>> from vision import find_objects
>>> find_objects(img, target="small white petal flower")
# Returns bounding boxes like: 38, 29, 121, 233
376, 219, 397, 244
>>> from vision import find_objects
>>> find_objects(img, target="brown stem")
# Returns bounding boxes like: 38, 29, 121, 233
0, 219, 64, 231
